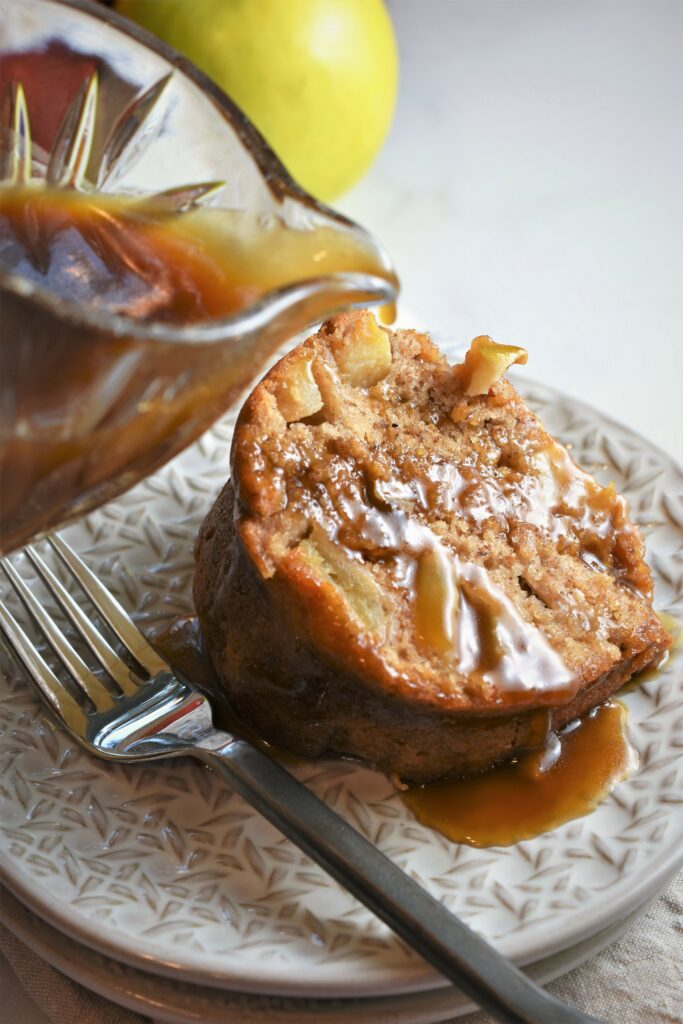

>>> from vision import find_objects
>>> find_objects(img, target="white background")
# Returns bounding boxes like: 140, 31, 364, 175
2, 1, 682, 1020
343, 0, 683, 464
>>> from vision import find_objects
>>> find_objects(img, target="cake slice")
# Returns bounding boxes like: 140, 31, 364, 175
194, 312, 670, 781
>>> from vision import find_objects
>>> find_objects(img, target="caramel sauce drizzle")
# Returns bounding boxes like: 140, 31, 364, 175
329, 482, 577, 704
454, 561, 574, 703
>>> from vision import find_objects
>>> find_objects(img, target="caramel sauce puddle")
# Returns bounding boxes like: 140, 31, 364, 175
401, 701, 636, 848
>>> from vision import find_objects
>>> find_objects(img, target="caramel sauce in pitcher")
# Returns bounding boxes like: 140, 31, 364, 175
0, 186, 397, 552
0, 188, 396, 320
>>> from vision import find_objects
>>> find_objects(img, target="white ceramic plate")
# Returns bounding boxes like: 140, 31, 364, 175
0, 881, 670, 1024
0, 365, 681, 1000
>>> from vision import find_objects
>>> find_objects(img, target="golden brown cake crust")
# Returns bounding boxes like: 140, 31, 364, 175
194, 312, 671, 781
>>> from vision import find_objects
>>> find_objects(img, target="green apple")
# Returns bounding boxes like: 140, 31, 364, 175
117, 0, 398, 201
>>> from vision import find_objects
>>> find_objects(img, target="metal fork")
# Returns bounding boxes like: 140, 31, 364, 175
0, 535, 603, 1024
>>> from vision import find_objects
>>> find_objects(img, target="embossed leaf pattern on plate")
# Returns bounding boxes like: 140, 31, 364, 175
0, 352, 681, 998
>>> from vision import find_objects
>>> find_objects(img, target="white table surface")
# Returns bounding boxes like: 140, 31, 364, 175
2, 1, 681, 1021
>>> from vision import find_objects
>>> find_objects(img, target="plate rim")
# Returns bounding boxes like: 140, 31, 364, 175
1, 877, 676, 1024
2, 829, 682, 997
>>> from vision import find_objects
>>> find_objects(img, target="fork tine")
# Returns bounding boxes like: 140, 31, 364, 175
25, 546, 141, 696
48, 535, 168, 677
0, 597, 86, 733
1, 558, 116, 712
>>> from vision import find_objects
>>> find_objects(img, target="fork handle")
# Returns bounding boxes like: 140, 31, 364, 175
195, 737, 603, 1024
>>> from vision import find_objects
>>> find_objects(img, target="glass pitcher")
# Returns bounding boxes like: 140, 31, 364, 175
0, 0, 399, 553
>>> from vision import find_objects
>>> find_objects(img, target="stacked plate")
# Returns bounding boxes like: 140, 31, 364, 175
1, 375, 681, 1023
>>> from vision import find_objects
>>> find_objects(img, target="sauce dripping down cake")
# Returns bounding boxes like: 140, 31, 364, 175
193, 312, 671, 781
